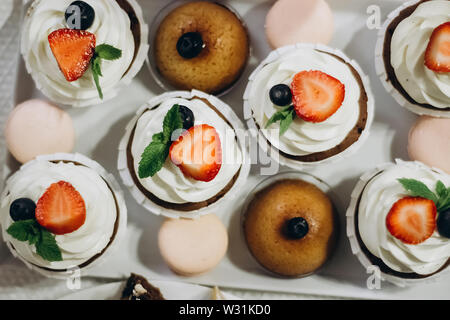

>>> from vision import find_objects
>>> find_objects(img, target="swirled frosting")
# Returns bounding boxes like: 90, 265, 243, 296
131, 97, 242, 204
0, 160, 117, 270
249, 48, 361, 156
390, 0, 450, 109
358, 160, 450, 275
21, 0, 135, 106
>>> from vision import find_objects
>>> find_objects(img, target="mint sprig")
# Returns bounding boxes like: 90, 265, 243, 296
265, 105, 296, 136
398, 178, 450, 212
7, 219, 62, 262
91, 44, 122, 100
138, 105, 184, 179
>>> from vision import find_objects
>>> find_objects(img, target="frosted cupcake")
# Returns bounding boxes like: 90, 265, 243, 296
347, 160, 450, 286
118, 90, 250, 219
244, 43, 374, 169
0, 153, 127, 278
21, 0, 149, 107
375, 0, 450, 117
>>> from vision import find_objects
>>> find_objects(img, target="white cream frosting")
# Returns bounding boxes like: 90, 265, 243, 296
249, 48, 361, 156
131, 97, 242, 204
21, 0, 135, 107
358, 161, 450, 275
0, 160, 117, 270
390, 0, 450, 109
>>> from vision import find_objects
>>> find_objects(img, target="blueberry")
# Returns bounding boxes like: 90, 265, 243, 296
286, 217, 309, 239
10, 198, 36, 222
269, 84, 292, 106
179, 105, 195, 130
437, 210, 450, 238
65, 1, 95, 30
176, 32, 204, 59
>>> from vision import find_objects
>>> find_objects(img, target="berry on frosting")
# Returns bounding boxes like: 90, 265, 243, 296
178, 105, 195, 130
65, 1, 95, 31
386, 196, 437, 245
269, 84, 292, 106
437, 209, 450, 238
35, 181, 86, 235
9, 198, 36, 222
48, 28, 96, 82
291, 70, 345, 123
170, 124, 222, 182
424, 22, 450, 73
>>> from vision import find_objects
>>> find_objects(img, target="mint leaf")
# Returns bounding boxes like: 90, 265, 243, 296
138, 105, 185, 178
279, 109, 294, 136
92, 61, 103, 100
92, 56, 102, 77
436, 181, 450, 210
436, 181, 447, 197
95, 44, 122, 61
163, 104, 183, 142
90, 44, 122, 100
138, 133, 170, 179
7, 220, 39, 242
398, 178, 438, 203
36, 229, 63, 262
265, 105, 295, 136
7, 219, 62, 262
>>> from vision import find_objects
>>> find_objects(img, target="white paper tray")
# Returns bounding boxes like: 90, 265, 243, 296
1, 0, 449, 300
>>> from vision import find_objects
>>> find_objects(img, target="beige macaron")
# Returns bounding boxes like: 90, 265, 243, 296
158, 214, 228, 276
5, 99, 75, 163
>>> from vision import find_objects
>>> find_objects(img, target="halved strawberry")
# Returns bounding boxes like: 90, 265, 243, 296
291, 70, 345, 123
386, 197, 437, 245
48, 28, 96, 82
424, 22, 450, 73
169, 124, 222, 182
35, 181, 86, 235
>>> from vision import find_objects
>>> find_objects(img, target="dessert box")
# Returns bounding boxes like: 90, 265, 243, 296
1, 0, 449, 299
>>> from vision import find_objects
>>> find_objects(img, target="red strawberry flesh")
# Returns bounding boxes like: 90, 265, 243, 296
425, 22, 450, 73
169, 124, 222, 182
35, 181, 86, 235
386, 196, 437, 245
48, 28, 96, 82
291, 70, 345, 123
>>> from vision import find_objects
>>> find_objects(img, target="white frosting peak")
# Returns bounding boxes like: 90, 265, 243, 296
391, 0, 450, 109
0, 160, 117, 270
131, 98, 242, 204
358, 160, 450, 275
249, 48, 361, 156
21, 0, 135, 107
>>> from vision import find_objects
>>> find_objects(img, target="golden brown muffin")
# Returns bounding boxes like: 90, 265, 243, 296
154, 1, 249, 94
244, 179, 337, 277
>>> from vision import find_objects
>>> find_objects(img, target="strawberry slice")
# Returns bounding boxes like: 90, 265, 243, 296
169, 124, 222, 182
48, 28, 96, 82
425, 22, 450, 73
386, 197, 437, 245
291, 70, 345, 123
35, 181, 86, 235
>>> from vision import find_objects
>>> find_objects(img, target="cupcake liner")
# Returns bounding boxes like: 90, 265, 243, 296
0, 153, 128, 279
117, 89, 251, 220
374, 0, 450, 118
240, 171, 342, 279
146, 0, 250, 97
346, 159, 450, 287
21, 0, 149, 108
243, 43, 375, 171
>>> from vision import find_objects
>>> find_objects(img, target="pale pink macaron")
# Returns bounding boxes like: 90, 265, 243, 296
5, 99, 75, 164
265, 0, 334, 49
158, 214, 228, 277
408, 116, 450, 174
